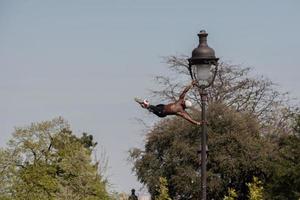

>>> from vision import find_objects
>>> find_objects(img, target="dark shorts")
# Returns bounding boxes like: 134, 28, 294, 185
148, 104, 167, 118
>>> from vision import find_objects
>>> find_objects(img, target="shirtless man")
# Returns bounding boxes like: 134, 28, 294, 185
135, 81, 201, 125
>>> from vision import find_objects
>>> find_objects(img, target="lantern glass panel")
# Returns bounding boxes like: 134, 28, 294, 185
193, 64, 212, 85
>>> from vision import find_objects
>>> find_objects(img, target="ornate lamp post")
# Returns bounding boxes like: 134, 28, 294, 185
188, 30, 219, 200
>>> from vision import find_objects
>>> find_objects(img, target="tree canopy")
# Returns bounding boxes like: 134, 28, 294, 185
130, 56, 300, 200
130, 103, 277, 199
0, 117, 111, 200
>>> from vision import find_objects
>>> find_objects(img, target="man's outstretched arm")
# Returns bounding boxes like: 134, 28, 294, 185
177, 111, 201, 125
179, 81, 196, 99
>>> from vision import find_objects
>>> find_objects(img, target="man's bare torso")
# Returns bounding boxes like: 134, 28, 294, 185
163, 99, 185, 115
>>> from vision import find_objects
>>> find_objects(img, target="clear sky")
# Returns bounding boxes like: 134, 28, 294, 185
1, 0, 300, 194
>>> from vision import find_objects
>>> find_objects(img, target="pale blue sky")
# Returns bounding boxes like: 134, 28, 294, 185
1, 0, 300, 194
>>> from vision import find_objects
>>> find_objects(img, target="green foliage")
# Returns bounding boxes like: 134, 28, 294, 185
110, 190, 140, 200
118, 192, 129, 200
130, 105, 300, 199
130, 103, 275, 199
155, 177, 172, 200
0, 117, 111, 200
265, 114, 300, 200
223, 177, 263, 200
223, 188, 238, 200
247, 177, 264, 200
131, 58, 300, 199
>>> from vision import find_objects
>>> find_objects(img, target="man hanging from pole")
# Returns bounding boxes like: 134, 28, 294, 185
135, 80, 201, 125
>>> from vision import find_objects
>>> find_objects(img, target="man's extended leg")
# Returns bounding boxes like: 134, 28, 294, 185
147, 104, 166, 118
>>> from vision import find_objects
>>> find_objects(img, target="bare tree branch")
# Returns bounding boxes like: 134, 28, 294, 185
150, 55, 298, 136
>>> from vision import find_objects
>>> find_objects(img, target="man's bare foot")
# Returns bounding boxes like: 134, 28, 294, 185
134, 98, 149, 108
134, 97, 143, 104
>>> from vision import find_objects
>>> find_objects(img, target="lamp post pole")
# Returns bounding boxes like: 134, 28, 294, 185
188, 30, 218, 200
200, 89, 208, 200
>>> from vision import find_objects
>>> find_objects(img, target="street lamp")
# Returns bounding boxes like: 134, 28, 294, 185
188, 30, 219, 200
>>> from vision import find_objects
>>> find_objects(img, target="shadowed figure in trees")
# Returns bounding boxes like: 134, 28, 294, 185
128, 189, 138, 200
135, 81, 201, 125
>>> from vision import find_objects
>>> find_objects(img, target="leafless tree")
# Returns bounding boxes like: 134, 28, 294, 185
151, 55, 298, 136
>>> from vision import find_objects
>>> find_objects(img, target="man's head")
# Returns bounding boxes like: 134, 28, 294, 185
184, 100, 192, 108
131, 188, 135, 195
